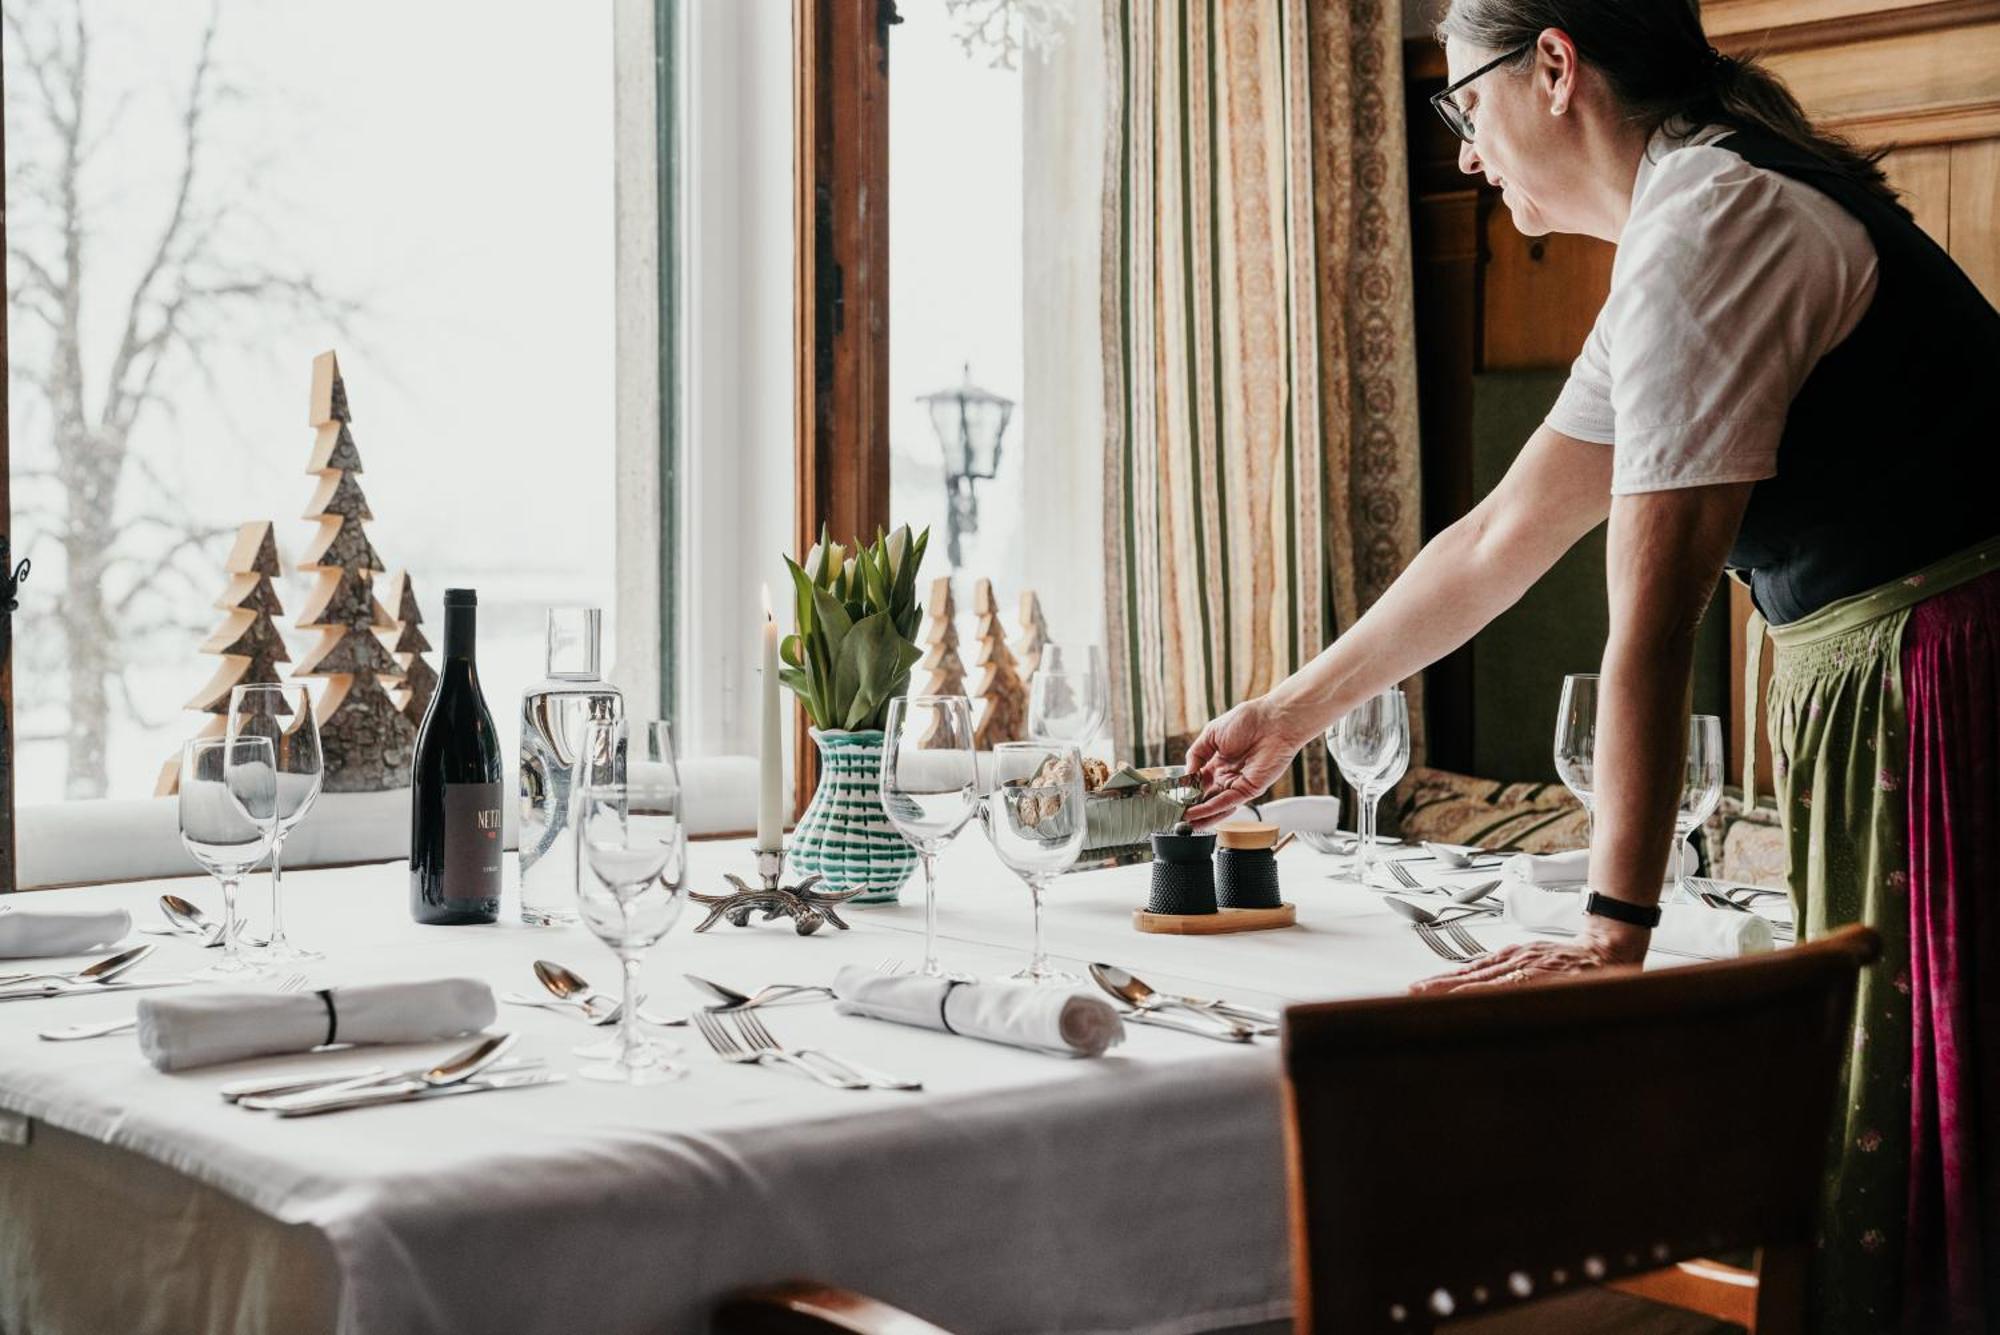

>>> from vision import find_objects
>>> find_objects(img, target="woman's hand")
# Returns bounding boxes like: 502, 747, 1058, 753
1409, 918, 1650, 993
1184, 696, 1310, 824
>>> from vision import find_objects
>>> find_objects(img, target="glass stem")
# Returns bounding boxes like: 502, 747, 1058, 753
619, 944, 642, 1070
920, 851, 940, 976
268, 833, 288, 948
220, 875, 242, 965
1356, 787, 1377, 885
1029, 878, 1046, 975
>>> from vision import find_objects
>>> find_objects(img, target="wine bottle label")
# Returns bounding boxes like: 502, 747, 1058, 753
444, 782, 505, 901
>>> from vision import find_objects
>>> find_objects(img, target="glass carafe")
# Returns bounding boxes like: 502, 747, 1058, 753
519, 606, 623, 925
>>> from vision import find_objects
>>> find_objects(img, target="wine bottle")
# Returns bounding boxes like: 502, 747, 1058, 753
410, 588, 504, 924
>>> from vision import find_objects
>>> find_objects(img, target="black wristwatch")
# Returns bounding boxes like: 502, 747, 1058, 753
1581, 890, 1663, 928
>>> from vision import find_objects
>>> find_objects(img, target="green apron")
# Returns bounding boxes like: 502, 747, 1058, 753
1741, 536, 2000, 1333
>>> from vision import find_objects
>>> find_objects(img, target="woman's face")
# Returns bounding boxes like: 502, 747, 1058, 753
1444, 36, 1571, 237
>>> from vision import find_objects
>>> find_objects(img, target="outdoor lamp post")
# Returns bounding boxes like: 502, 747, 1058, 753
918, 363, 1014, 570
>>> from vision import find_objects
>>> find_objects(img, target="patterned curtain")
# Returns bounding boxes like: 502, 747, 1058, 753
1101, 0, 1424, 791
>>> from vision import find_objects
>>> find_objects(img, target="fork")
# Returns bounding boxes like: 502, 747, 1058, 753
692, 1009, 864, 1090
39, 971, 309, 1042
733, 1008, 921, 1091
1413, 922, 1465, 962
1441, 921, 1489, 959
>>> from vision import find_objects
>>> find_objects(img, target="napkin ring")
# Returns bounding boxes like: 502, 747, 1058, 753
315, 989, 339, 1046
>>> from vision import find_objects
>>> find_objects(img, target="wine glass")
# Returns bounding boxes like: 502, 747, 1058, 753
178, 736, 277, 980
983, 741, 1088, 984
1674, 714, 1725, 904
880, 695, 979, 977
1028, 643, 1110, 748
1554, 673, 1601, 841
574, 719, 687, 1084
1326, 688, 1410, 886
228, 684, 323, 962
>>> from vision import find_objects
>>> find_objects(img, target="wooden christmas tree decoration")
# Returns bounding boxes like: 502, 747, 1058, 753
971, 578, 1027, 748
155, 522, 293, 796
918, 576, 967, 697
293, 350, 415, 792
1014, 588, 1051, 681
380, 569, 438, 727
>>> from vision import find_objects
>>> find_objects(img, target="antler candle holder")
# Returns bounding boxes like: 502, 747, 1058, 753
690, 846, 865, 936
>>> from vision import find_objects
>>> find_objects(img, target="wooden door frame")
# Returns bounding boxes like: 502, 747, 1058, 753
0, 51, 17, 893
792, 0, 895, 815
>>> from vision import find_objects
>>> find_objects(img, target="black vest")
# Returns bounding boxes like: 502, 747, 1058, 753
1715, 128, 2000, 625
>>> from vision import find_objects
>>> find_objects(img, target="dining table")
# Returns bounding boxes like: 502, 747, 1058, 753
0, 834, 1783, 1335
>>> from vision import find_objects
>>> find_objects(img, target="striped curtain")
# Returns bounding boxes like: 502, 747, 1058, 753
1101, 0, 1424, 791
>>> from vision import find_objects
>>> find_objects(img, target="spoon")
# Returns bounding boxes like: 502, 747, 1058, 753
259, 1033, 521, 1108
1087, 964, 1259, 1037
534, 960, 687, 1026
1450, 879, 1503, 905
1383, 897, 1495, 927
0, 943, 157, 990
682, 973, 836, 1011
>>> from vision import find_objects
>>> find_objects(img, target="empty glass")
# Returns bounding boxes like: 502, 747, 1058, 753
1554, 673, 1600, 838
178, 736, 278, 980
983, 742, 1088, 984
1326, 688, 1410, 886
575, 718, 687, 1084
1028, 643, 1110, 747
228, 684, 323, 962
881, 695, 980, 976
1675, 714, 1726, 904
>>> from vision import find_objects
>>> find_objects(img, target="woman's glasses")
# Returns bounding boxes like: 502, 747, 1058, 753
1429, 39, 1534, 143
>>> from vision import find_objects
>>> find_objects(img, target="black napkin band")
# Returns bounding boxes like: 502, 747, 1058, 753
937, 979, 969, 1035
315, 988, 338, 1047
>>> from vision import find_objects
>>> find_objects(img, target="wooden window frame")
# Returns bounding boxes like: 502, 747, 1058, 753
791, 0, 896, 813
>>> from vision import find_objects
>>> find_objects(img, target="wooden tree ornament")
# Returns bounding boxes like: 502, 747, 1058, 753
379, 570, 437, 727
292, 351, 414, 792
1014, 588, 1051, 681
918, 576, 967, 698
155, 521, 293, 796
971, 577, 1027, 748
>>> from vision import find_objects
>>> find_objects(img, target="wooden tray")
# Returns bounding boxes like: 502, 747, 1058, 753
1132, 903, 1296, 935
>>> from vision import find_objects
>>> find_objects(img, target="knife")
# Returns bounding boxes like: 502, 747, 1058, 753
219, 1057, 546, 1104
1120, 1008, 1255, 1043
263, 1070, 567, 1117
0, 977, 192, 1003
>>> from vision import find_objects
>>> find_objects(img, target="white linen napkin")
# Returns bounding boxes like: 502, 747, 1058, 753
1503, 844, 1696, 887
831, 965, 1124, 1058
137, 978, 497, 1072
1504, 884, 1774, 958
0, 907, 131, 959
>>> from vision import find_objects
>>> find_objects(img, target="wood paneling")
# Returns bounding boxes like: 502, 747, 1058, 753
1478, 213, 1615, 372
1882, 143, 1955, 242
1949, 137, 2000, 303
1759, 20, 2000, 146
1708, 0, 2000, 52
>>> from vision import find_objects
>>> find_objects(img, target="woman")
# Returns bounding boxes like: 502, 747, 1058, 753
1185, 3, 1999, 1330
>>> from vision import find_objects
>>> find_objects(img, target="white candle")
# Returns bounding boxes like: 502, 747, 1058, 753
757, 585, 784, 852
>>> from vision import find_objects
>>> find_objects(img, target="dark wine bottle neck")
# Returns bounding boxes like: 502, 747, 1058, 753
443, 605, 477, 662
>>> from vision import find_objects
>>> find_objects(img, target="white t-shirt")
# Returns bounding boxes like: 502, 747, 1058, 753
1544, 124, 1880, 495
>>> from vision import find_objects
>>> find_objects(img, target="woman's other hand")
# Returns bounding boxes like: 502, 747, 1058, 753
1184, 696, 1309, 824
1408, 918, 1650, 992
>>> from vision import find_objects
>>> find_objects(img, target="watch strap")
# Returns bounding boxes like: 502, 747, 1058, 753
1582, 890, 1663, 928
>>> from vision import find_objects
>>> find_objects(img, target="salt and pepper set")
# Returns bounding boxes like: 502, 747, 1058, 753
1146, 821, 1282, 916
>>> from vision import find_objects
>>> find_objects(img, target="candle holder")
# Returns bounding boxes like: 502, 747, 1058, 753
691, 846, 866, 936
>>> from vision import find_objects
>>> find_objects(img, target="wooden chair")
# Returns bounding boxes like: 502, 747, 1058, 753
715, 925, 1878, 1335
1284, 923, 1877, 1333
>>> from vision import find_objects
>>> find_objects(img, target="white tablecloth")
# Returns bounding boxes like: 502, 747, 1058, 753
0, 838, 1732, 1335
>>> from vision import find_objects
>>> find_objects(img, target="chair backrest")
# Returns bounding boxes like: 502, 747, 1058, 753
1280, 925, 1878, 1333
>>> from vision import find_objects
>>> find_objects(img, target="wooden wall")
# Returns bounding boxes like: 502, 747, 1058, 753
1405, 0, 2000, 788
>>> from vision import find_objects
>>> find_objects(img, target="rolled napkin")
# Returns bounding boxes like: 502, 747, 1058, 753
0, 907, 131, 959
137, 978, 496, 1073
832, 965, 1124, 1058
1504, 884, 1774, 959
1503, 844, 1697, 887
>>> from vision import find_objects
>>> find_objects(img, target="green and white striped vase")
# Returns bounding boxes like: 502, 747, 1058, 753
787, 728, 918, 905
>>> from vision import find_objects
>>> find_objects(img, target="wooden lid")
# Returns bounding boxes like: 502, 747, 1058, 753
1216, 821, 1279, 851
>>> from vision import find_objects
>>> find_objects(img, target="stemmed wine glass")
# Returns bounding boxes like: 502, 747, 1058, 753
983, 741, 1088, 984
1675, 714, 1726, 905
1554, 673, 1600, 841
1028, 643, 1110, 748
1326, 688, 1410, 886
178, 736, 277, 980
228, 684, 323, 961
574, 718, 687, 1084
880, 695, 980, 976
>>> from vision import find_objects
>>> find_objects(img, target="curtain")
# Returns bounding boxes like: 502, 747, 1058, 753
1101, 0, 1424, 790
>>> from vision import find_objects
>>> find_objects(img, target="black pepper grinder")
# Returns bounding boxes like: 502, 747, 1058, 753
1215, 821, 1283, 909
1148, 822, 1218, 915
